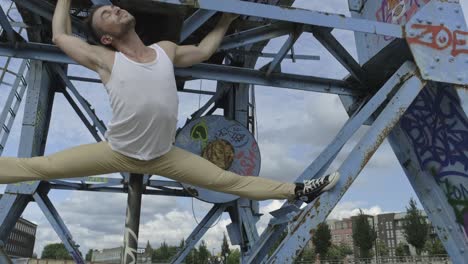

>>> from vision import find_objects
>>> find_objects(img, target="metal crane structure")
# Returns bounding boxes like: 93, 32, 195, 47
0, 0, 467, 263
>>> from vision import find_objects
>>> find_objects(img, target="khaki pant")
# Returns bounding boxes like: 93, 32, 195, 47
0, 141, 296, 200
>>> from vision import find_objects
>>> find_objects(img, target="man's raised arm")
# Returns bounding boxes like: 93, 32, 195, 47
160, 13, 238, 68
52, 0, 109, 73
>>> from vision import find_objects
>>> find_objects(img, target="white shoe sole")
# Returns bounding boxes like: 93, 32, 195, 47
322, 171, 340, 192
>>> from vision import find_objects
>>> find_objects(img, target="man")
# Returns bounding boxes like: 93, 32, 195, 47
0, 0, 340, 203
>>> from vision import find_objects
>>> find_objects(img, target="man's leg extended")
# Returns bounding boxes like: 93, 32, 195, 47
146, 146, 297, 200
0, 141, 135, 184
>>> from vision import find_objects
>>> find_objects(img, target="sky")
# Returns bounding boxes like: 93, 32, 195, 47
0, 0, 468, 258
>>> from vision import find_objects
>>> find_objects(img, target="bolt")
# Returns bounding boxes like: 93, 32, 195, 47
455, 9, 460, 14
409, 32, 415, 37
427, 20, 432, 25
437, 206, 442, 211
457, 24, 462, 29
430, 65, 436, 70
458, 76, 463, 81
417, 18, 423, 23
438, 6, 443, 11
435, 56, 440, 62
461, 248, 465, 253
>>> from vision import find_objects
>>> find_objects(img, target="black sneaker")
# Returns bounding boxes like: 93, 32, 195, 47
295, 172, 340, 203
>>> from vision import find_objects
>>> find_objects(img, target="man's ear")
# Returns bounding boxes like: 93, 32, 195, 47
101, 35, 112, 45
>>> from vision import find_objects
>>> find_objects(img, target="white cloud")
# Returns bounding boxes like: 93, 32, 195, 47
328, 201, 385, 220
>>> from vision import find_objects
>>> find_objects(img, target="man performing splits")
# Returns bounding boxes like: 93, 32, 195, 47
0, 0, 340, 203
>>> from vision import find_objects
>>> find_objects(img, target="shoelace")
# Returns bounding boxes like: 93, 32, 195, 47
303, 177, 328, 193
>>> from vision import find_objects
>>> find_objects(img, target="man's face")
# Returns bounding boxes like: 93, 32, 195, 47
92, 5, 136, 44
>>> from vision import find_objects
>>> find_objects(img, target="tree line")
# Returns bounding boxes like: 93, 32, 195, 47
41, 232, 239, 263
295, 198, 447, 263
39, 198, 448, 263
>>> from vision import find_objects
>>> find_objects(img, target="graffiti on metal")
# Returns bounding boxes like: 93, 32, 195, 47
407, 25, 468, 56
215, 124, 249, 148
376, 0, 430, 24
376, 0, 430, 40
400, 84, 468, 234
235, 141, 259, 176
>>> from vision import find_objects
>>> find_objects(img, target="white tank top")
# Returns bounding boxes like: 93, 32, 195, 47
103, 43, 179, 160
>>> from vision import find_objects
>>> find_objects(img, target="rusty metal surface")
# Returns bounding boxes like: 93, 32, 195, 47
406, 0, 468, 85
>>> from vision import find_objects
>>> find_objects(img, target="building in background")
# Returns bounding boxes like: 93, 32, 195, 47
376, 213, 398, 256
325, 210, 437, 257
92, 246, 151, 264
327, 218, 354, 249
0, 195, 37, 259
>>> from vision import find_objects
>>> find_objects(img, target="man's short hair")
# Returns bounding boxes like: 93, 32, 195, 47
84, 4, 106, 44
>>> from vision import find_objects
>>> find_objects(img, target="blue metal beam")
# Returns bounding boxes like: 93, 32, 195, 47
0, 194, 31, 242
52, 65, 108, 135
180, 9, 217, 42
60, 87, 103, 142
0, 62, 56, 255
171, 204, 227, 264
220, 22, 293, 51
312, 27, 368, 85
388, 83, 468, 263
149, 0, 403, 37
269, 71, 425, 263
246, 61, 418, 263
229, 50, 320, 61
265, 27, 301, 76
14, 0, 86, 33
0, 42, 75, 64
33, 190, 85, 263
66, 75, 218, 95
0, 43, 357, 95
176, 64, 359, 96
0, 6, 16, 42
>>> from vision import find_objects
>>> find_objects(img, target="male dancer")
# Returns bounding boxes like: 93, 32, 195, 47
0, 1, 340, 203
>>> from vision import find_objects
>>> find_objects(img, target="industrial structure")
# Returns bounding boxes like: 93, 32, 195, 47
0, 0, 467, 263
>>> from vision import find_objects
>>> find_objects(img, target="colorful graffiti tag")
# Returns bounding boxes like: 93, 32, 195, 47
235, 141, 259, 176
215, 124, 249, 148
400, 83, 468, 234
407, 24, 468, 56
376, 0, 430, 40
376, 0, 429, 24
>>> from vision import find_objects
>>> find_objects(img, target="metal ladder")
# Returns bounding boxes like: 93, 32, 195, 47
0, 0, 29, 155
0, 59, 29, 155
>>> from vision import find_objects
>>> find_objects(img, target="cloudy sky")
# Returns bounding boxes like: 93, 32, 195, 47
0, 0, 468, 258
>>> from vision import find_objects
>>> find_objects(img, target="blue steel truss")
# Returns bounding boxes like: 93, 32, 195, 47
0, 0, 466, 263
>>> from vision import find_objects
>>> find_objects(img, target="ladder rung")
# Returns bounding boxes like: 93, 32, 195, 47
8, 108, 15, 118
14, 91, 21, 101
2, 124, 10, 134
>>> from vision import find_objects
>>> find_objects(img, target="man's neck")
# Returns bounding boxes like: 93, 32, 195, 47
112, 30, 150, 57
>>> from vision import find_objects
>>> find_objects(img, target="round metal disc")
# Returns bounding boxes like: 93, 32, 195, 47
175, 115, 261, 203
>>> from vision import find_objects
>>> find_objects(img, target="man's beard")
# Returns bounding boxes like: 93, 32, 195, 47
116, 16, 136, 38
